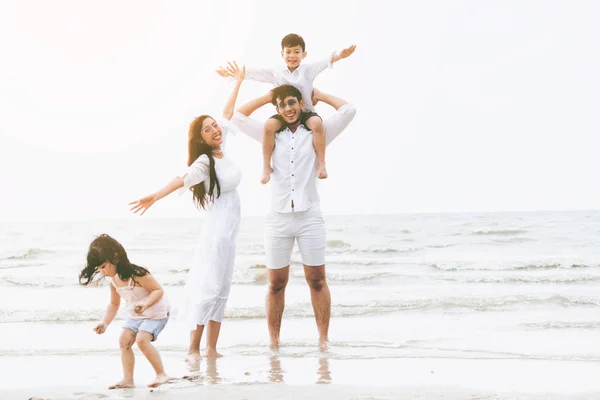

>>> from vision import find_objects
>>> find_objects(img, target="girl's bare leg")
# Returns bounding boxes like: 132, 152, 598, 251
109, 329, 136, 389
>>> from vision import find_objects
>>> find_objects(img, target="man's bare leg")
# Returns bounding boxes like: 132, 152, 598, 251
205, 320, 223, 358
262, 118, 282, 184
304, 265, 331, 350
266, 266, 290, 349
306, 116, 327, 179
109, 329, 137, 389
186, 324, 204, 362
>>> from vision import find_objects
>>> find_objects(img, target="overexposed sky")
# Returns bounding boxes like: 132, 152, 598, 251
1, 0, 599, 220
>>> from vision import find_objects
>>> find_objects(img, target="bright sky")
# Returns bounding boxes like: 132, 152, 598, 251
1, 0, 599, 221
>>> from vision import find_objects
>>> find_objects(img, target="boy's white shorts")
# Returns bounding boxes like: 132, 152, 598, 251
264, 206, 326, 269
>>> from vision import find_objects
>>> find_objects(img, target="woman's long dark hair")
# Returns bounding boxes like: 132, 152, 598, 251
188, 115, 221, 209
79, 234, 150, 286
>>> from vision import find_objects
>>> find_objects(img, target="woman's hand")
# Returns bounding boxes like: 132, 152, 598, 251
225, 61, 245, 82
129, 194, 158, 216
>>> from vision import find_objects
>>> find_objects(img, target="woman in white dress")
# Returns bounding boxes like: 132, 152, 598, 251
129, 63, 245, 359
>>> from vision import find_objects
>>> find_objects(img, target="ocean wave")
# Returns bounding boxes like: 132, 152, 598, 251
4, 294, 597, 323
433, 274, 600, 284
162, 269, 390, 286
326, 240, 350, 248
2, 248, 51, 261
472, 229, 528, 236
430, 262, 596, 272
492, 237, 537, 244
0, 276, 69, 288
521, 321, 600, 330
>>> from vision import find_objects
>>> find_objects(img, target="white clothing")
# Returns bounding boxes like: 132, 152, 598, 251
178, 118, 242, 329
246, 54, 334, 111
231, 104, 357, 213
264, 205, 326, 269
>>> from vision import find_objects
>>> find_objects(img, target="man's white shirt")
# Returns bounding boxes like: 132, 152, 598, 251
231, 104, 357, 213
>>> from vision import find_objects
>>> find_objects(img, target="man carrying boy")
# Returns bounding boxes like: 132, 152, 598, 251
217, 33, 356, 184
230, 84, 356, 349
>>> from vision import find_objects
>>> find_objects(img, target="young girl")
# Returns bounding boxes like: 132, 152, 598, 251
79, 234, 171, 389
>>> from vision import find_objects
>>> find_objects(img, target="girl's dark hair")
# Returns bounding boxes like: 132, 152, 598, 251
79, 234, 150, 286
187, 115, 221, 209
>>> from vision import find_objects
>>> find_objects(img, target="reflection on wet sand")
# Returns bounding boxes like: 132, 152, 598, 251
206, 357, 222, 384
316, 355, 331, 384
268, 351, 331, 384
182, 357, 222, 384
268, 353, 284, 383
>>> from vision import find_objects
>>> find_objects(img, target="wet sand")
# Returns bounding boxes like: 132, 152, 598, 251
3, 352, 600, 400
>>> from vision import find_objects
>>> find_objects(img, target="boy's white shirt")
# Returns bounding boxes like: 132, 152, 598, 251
245, 52, 335, 111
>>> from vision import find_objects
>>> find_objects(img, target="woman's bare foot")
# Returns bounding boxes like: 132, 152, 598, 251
317, 164, 328, 179
108, 379, 135, 389
185, 351, 201, 363
148, 373, 171, 388
261, 166, 273, 184
205, 348, 223, 358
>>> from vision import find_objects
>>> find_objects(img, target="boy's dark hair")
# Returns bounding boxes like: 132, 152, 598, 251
271, 85, 303, 106
281, 33, 305, 52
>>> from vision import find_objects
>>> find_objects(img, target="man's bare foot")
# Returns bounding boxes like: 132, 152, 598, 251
148, 373, 171, 388
185, 351, 201, 363
108, 379, 135, 389
269, 340, 280, 352
261, 166, 273, 184
317, 165, 328, 179
205, 348, 223, 358
318, 338, 329, 352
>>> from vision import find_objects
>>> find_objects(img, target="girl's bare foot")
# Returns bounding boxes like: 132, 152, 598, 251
205, 348, 223, 358
108, 379, 135, 389
261, 166, 273, 184
185, 351, 201, 363
148, 373, 171, 388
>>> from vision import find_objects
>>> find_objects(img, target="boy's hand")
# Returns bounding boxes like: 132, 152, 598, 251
216, 66, 232, 78
340, 45, 356, 59
94, 322, 107, 334
134, 303, 148, 315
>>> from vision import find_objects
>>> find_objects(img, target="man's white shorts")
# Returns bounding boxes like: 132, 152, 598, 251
264, 206, 326, 269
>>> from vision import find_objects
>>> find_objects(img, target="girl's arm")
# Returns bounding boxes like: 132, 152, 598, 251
132, 274, 165, 314
95, 284, 120, 334
129, 177, 184, 216
222, 62, 246, 120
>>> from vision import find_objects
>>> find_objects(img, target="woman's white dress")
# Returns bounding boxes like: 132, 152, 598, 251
179, 118, 242, 329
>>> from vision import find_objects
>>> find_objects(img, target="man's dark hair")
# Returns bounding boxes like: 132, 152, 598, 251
271, 85, 303, 106
281, 33, 305, 52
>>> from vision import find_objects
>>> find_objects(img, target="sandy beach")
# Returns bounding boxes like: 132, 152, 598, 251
3, 351, 600, 399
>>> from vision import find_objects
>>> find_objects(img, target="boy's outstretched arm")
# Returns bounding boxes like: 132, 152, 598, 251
331, 44, 357, 64
305, 45, 357, 82
217, 63, 277, 85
